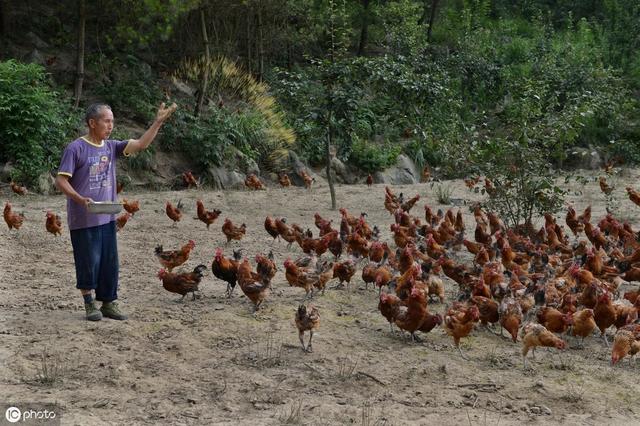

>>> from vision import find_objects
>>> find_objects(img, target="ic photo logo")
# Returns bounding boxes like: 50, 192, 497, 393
5, 407, 21, 423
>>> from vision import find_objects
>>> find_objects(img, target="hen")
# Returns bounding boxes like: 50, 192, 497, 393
45, 211, 62, 236
536, 306, 573, 335
333, 258, 357, 290
255, 252, 277, 286
10, 181, 27, 195
211, 248, 242, 297
222, 218, 247, 244
499, 296, 523, 342
122, 199, 140, 216
158, 265, 207, 301
295, 304, 320, 352
394, 286, 428, 342
366, 174, 373, 187
379, 292, 401, 334
116, 212, 132, 232
245, 173, 266, 190
165, 200, 184, 226
155, 240, 195, 272
611, 324, 640, 365
195, 200, 221, 229
3, 202, 24, 230
299, 170, 315, 189
278, 172, 291, 187
237, 258, 271, 312
626, 187, 640, 208
443, 302, 480, 359
182, 171, 199, 189
571, 308, 597, 347
521, 323, 566, 367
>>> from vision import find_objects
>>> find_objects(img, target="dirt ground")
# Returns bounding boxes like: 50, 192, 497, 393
2, 169, 640, 426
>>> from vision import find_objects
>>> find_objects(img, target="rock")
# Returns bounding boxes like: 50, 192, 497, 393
36, 172, 55, 195
25, 32, 50, 49
530, 406, 541, 415
330, 157, 357, 184
373, 154, 419, 185
171, 78, 195, 97
26, 49, 47, 66
565, 147, 602, 170
207, 167, 245, 190
0, 162, 14, 182
541, 405, 552, 415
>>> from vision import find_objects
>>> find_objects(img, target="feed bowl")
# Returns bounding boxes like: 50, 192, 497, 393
87, 201, 123, 214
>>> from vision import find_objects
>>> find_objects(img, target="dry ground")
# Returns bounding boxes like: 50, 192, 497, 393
1, 169, 640, 425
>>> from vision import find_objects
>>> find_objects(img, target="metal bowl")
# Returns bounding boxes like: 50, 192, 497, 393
87, 201, 123, 215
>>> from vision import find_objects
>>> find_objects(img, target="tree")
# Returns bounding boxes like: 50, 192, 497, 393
194, 7, 211, 117
357, 0, 370, 56
73, 0, 86, 108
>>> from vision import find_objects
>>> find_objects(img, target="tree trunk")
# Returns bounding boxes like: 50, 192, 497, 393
326, 119, 337, 210
0, 0, 9, 36
426, 0, 440, 43
246, 7, 252, 74
194, 8, 211, 118
356, 0, 370, 56
257, 4, 264, 81
73, 0, 86, 108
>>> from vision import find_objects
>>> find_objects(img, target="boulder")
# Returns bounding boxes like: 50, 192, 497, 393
565, 147, 602, 170
25, 32, 49, 49
171, 77, 196, 97
207, 166, 245, 190
0, 163, 14, 183
329, 157, 358, 184
373, 154, 419, 184
36, 172, 55, 195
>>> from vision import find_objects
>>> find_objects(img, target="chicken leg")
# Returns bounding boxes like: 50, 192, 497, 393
299, 331, 307, 352
456, 343, 469, 360
307, 330, 314, 353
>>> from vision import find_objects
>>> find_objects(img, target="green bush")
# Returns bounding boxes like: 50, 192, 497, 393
0, 60, 77, 186
348, 138, 400, 173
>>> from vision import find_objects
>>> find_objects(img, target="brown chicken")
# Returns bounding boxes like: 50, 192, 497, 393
155, 240, 195, 272
278, 172, 291, 187
565, 205, 584, 237
45, 211, 62, 236
612, 300, 638, 330
394, 286, 428, 342
182, 171, 198, 189
379, 292, 402, 334
470, 296, 499, 327
400, 194, 420, 213
571, 308, 597, 346
594, 292, 617, 347
611, 324, 640, 365
295, 304, 320, 352
521, 323, 566, 367
264, 216, 280, 243
165, 200, 184, 226
157, 264, 207, 301
10, 181, 27, 195
284, 258, 314, 299
222, 218, 247, 244
195, 200, 221, 229
366, 174, 373, 187
3, 202, 24, 230
626, 186, 640, 208
122, 199, 140, 216
299, 170, 314, 189
599, 176, 614, 195
237, 259, 271, 312
245, 173, 266, 190
333, 258, 357, 289
255, 252, 277, 286
443, 302, 480, 359
211, 248, 242, 297
116, 181, 125, 194
115, 212, 132, 232
499, 296, 523, 342
537, 306, 573, 334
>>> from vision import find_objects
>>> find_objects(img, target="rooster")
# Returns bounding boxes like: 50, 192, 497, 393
182, 171, 199, 189
45, 211, 62, 236
195, 200, 221, 229
3, 202, 24, 230
165, 200, 184, 226
237, 259, 271, 312
211, 248, 242, 297
158, 265, 207, 301
299, 170, 314, 189
222, 218, 246, 244
295, 304, 320, 352
155, 240, 195, 272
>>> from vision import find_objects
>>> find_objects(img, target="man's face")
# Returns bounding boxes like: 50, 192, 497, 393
89, 108, 114, 140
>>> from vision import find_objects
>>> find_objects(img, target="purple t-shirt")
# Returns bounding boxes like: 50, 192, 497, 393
58, 137, 129, 231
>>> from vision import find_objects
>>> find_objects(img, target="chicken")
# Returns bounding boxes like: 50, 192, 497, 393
536, 306, 573, 334
626, 186, 640, 208
157, 265, 207, 301
333, 258, 357, 289
571, 308, 597, 346
255, 252, 277, 286
499, 297, 523, 342
611, 324, 640, 365
599, 176, 614, 196
45, 211, 62, 236
379, 292, 402, 334
264, 216, 280, 243
394, 287, 428, 342
278, 172, 291, 187
420, 165, 431, 183
221, 218, 247, 244
284, 258, 314, 299
299, 170, 314, 189
366, 174, 373, 187
390, 223, 414, 248
211, 248, 241, 297
521, 323, 566, 367
193, 200, 221, 229
122, 199, 140, 216
401, 194, 420, 213
275, 217, 297, 248
10, 181, 27, 195
165, 200, 184, 226
565, 205, 584, 237
418, 311, 442, 334
612, 300, 637, 330
464, 176, 480, 189
443, 302, 480, 359
237, 259, 271, 312
594, 292, 617, 347
470, 296, 499, 327
115, 212, 132, 232
346, 232, 370, 258
3, 202, 24, 230
182, 171, 198, 189
116, 180, 125, 194
295, 304, 320, 352
155, 240, 195, 272
244, 173, 266, 190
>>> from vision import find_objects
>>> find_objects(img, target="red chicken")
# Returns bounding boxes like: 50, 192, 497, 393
299, 170, 314, 189
45, 211, 62, 236
295, 304, 320, 352
182, 171, 199, 189
211, 248, 242, 297
366, 174, 373, 187
10, 181, 27, 195
611, 324, 640, 365
122, 199, 140, 216
158, 264, 207, 301
333, 258, 357, 289
3, 202, 24, 230
278, 172, 291, 187
394, 286, 428, 342
237, 258, 271, 312
115, 212, 132, 232
255, 252, 277, 286
195, 200, 221, 229
245, 173, 266, 190
155, 240, 195, 272
521, 323, 566, 367
222, 218, 247, 244
594, 292, 617, 347
499, 297, 523, 342
379, 292, 402, 334
165, 200, 184, 226
443, 302, 480, 359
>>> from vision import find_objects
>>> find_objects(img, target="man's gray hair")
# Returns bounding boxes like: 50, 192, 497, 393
85, 103, 112, 125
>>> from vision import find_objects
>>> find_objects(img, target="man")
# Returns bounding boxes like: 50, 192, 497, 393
56, 102, 177, 321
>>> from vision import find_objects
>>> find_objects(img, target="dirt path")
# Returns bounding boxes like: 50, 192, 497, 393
1, 170, 640, 425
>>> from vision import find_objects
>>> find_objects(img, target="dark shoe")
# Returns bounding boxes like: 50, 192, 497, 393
100, 301, 128, 320
85, 302, 103, 321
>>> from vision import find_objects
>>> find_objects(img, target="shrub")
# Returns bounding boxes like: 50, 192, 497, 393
0, 60, 77, 186
348, 138, 401, 173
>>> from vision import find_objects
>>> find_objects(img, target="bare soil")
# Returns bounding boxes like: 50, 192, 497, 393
1, 169, 640, 425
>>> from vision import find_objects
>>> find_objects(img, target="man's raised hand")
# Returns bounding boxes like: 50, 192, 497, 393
156, 102, 178, 123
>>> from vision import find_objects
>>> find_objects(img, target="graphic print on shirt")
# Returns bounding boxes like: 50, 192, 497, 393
88, 151, 112, 190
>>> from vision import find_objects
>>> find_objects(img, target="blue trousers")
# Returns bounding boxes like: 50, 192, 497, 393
70, 221, 119, 302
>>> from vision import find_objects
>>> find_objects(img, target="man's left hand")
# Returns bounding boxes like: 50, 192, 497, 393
155, 102, 178, 123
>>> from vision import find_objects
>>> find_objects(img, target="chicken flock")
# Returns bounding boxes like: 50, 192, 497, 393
4, 172, 640, 365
